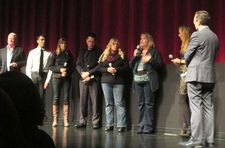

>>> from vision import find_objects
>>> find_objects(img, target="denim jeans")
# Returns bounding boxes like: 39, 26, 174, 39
101, 83, 126, 127
52, 77, 71, 105
134, 82, 155, 132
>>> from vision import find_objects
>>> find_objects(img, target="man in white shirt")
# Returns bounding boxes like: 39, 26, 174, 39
26, 35, 52, 109
0, 32, 26, 73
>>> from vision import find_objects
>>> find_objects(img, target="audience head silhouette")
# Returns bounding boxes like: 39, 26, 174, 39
0, 71, 45, 127
0, 71, 55, 148
0, 88, 27, 147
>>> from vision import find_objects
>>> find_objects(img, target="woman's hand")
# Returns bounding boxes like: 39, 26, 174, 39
107, 67, 116, 75
171, 58, 182, 64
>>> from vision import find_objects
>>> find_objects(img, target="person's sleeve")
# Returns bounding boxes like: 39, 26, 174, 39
16, 48, 26, 68
45, 70, 52, 84
148, 49, 162, 70
26, 51, 32, 79
184, 32, 199, 65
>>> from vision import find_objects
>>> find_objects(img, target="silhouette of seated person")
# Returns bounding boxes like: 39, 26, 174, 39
0, 88, 27, 147
0, 71, 55, 148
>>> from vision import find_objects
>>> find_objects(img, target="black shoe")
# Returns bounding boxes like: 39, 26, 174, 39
105, 126, 113, 131
93, 124, 100, 129
179, 138, 202, 147
143, 131, 154, 134
75, 123, 86, 128
118, 127, 125, 132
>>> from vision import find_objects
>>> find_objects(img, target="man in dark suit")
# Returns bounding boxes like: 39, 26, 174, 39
0, 32, 26, 73
180, 10, 219, 147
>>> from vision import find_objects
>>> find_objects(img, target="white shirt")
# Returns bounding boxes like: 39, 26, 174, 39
26, 46, 52, 83
6, 45, 15, 71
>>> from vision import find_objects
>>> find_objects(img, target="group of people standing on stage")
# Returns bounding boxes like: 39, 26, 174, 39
0, 31, 162, 134
0, 9, 219, 147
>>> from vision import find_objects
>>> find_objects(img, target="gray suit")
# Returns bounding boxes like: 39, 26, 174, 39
0, 46, 26, 73
184, 26, 219, 143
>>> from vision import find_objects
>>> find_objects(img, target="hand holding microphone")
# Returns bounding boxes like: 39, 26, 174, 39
169, 54, 182, 64
108, 63, 116, 76
83, 75, 94, 82
134, 45, 142, 57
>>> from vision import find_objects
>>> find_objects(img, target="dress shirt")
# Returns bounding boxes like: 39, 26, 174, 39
6, 45, 15, 71
26, 47, 51, 82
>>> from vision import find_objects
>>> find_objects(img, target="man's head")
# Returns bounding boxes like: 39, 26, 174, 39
86, 33, 96, 49
7, 32, 17, 47
36, 35, 46, 48
193, 10, 210, 30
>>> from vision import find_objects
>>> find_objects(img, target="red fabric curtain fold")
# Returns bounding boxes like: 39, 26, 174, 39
0, 0, 224, 63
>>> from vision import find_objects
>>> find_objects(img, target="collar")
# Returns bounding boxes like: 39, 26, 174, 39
198, 25, 208, 31
7, 45, 15, 52
37, 46, 45, 51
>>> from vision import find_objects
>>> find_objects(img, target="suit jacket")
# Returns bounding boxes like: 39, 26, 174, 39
0, 46, 26, 73
184, 26, 219, 83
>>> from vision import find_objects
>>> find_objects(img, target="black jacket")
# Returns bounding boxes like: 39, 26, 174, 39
130, 48, 162, 92
48, 50, 74, 78
98, 55, 129, 84
76, 46, 101, 78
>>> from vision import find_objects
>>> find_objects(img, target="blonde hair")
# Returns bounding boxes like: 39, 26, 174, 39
98, 38, 124, 62
56, 38, 66, 55
179, 26, 191, 54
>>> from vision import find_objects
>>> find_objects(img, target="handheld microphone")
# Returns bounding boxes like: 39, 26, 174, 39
83, 75, 94, 82
168, 54, 174, 59
64, 62, 67, 67
109, 63, 115, 76
136, 45, 142, 56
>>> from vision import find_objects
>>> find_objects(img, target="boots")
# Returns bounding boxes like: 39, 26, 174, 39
52, 105, 58, 127
63, 104, 70, 127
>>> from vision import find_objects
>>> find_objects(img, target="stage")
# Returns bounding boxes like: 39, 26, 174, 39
41, 122, 225, 148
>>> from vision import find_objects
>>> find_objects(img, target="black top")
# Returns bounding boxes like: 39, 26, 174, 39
48, 50, 74, 78
76, 46, 101, 77
98, 55, 129, 84
130, 48, 162, 92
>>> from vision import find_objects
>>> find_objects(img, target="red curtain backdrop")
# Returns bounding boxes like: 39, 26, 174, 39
0, 0, 224, 63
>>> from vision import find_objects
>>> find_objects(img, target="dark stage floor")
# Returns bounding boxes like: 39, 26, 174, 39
40, 123, 225, 148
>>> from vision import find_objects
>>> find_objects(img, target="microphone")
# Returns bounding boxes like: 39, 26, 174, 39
83, 75, 94, 82
109, 63, 115, 76
64, 62, 67, 67
168, 54, 174, 59
136, 45, 142, 56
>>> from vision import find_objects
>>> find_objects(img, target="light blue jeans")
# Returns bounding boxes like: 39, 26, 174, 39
101, 83, 126, 127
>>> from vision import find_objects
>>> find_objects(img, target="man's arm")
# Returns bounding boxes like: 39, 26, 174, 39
26, 51, 33, 79
184, 32, 199, 65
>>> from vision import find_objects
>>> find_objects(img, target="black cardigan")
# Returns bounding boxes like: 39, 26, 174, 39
98, 55, 129, 84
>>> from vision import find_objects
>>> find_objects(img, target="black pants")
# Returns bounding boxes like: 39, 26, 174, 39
52, 77, 71, 105
79, 80, 100, 125
31, 72, 47, 110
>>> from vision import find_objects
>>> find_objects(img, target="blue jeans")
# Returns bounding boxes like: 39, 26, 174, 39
101, 83, 126, 127
134, 82, 155, 132
52, 77, 71, 105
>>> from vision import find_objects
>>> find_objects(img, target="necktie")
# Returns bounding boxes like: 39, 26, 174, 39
39, 49, 44, 73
